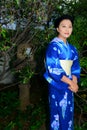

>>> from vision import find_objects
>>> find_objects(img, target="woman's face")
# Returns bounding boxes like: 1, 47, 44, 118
57, 19, 73, 42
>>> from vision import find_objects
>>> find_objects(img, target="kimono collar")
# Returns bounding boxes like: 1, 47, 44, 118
51, 37, 68, 45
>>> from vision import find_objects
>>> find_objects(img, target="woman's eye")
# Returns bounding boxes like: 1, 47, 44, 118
62, 26, 66, 27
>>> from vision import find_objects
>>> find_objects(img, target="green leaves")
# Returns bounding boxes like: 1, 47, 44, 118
0, 91, 19, 117
1, 28, 7, 38
15, 0, 20, 6
18, 65, 34, 84
0, 29, 14, 51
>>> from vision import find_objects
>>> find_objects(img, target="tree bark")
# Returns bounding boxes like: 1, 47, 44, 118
19, 83, 30, 111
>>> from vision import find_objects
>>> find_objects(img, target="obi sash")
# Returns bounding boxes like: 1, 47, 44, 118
60, 60, 73, 76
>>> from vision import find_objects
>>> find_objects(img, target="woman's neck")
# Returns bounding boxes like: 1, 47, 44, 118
58, 35, 67, 44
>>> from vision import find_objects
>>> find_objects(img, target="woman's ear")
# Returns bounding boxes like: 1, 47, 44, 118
57, 28, 59, 32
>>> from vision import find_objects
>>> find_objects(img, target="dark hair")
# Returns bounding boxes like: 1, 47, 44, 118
54, 14, 74, 28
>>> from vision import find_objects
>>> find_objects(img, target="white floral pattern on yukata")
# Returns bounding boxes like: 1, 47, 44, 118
59, 92, 68, 119
51, 114, 59, 130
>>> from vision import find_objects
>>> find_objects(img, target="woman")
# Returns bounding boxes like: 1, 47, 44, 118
44, 15, 81, 130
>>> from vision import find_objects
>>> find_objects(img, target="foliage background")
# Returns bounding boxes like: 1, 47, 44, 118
0, 0, 87, 129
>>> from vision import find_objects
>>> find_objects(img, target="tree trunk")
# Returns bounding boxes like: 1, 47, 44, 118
19, 83, 30, 111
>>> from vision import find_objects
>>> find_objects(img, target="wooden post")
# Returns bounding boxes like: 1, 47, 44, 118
19, 83, 30, 111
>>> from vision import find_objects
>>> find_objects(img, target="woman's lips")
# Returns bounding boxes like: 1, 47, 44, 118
64, 33, 69, 35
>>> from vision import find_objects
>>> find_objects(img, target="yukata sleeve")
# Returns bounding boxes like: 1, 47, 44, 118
71, 48, 81, 80
45, 42, 66, 83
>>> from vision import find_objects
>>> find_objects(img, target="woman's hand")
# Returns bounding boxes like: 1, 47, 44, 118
68, 81, 79, 93
61, 75, 79, 93
72, 75, 78, 84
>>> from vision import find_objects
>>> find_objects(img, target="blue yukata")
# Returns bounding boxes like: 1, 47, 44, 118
44, 37, 80, 130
